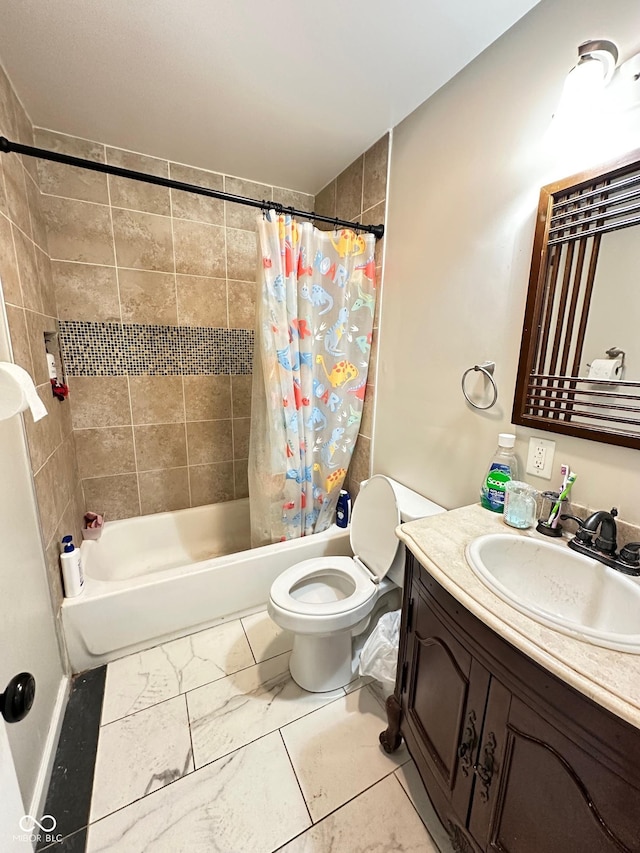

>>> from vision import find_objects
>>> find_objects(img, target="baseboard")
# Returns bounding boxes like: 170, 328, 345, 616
28, 676, 70, 820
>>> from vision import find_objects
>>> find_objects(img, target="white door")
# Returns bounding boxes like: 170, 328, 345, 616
0, 717, 31, 850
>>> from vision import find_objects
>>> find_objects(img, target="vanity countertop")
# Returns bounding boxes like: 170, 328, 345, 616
397, 503, 640, 730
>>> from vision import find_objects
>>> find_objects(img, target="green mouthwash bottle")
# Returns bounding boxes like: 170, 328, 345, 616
480, 433, 519, 513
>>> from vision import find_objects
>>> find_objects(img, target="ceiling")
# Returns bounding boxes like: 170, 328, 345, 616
0, 0, 540, 194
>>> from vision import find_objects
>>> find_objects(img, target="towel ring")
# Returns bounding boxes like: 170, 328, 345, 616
462, 361, 498, 410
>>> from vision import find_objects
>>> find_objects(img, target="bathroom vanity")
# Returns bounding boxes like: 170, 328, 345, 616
381, 505, 640, 853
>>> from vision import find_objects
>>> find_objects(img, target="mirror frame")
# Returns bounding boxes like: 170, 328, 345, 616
512, 148, 640, 451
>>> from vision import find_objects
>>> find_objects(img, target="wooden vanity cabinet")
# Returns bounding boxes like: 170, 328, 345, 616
381, 550, 640, 853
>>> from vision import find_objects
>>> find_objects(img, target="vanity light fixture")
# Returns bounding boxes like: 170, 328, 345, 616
572, 39, 619, 86
554, 39, 619, 120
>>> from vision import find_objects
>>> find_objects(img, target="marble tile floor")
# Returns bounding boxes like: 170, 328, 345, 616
46, 609, 454, 853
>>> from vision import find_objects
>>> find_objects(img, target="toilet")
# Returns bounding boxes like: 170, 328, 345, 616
268, 475, 445, 692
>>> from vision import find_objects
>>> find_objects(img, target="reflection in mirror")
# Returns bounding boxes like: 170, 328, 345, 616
513, 150, 640, 449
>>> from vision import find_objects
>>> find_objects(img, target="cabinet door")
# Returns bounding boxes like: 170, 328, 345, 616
403, 585, 490, 823
471, 686, 640, 852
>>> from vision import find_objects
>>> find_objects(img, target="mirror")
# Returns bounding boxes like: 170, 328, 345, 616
513, 149, 640, 450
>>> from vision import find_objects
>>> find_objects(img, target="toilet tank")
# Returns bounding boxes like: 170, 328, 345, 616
382, 477, 446, 586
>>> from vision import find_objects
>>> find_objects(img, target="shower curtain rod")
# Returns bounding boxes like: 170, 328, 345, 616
0, 136, 384, 239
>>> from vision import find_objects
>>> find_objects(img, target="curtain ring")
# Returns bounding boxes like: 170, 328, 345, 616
462, 362, 498, 410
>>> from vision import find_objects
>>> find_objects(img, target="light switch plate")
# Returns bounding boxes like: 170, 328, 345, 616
526, 437, 556, 479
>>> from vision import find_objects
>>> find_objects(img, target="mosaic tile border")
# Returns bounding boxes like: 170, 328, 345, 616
59, 321, 254, 376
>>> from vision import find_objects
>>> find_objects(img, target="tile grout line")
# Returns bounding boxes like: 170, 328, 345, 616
105, 142, 142, 517
167, 163, 192, 509
239, 616, 258, 665
277, 728, 313, 826
270, 764, 413, 853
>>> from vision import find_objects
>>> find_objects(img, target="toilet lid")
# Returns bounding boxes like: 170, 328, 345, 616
350, 475, 400, 582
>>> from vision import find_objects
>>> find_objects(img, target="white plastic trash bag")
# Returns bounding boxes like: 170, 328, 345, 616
359, 610, 401, 696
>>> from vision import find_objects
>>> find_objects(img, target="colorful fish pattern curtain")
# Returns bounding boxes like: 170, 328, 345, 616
248, 214, 376, 546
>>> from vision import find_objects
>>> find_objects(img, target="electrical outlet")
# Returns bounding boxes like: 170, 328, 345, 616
526, 437, 556, 479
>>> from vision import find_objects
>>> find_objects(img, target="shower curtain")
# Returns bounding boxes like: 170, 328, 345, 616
248, 213, 376, 546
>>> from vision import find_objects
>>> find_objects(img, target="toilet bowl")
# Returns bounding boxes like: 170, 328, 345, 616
268, 475, 445, 692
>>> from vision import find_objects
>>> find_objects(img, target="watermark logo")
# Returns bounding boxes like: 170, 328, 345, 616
14, 814, 61, 844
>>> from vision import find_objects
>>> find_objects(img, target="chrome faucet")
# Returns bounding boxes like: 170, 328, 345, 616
561, 508, 640, 576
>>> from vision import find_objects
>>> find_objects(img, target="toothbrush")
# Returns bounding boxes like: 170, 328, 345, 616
560, 463, 570, 492
549, 472, 577, 528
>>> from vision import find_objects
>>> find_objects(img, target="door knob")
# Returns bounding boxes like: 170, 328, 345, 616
1, 673, 36, 723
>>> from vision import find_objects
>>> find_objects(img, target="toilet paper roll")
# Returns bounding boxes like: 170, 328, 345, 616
0, 362, 48, 422
587, 358, 623, 381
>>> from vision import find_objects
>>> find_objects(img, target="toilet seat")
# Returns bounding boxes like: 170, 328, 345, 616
268, 477, 403, 636
270, 556, 376, 618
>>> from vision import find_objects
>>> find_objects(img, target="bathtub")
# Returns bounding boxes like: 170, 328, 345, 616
61, 499, 352, 673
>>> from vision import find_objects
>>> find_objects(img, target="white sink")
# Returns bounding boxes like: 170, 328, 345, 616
466, 533, 640, 653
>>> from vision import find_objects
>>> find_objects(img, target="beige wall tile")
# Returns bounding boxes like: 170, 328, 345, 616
271, 187, 314, 216
25, 174, 49, 253
0, 213, 22, 305
226, 228, 256, 282
183, 375, 231, 421
129, 375, 184, 424
139, 467, 190, 514
24, 310, 57, 385
35, 248, 56, 317
224, 177, 271, 231
345, 434, 370, 501
118, 268, 177, 324
83, 473, 140, 520
0, 159, 7, 218
361, 202, 385, 268
336, 156, 364, 222
52, 262, 120, 322
232, 417, 250, 459
169, 163, 224, 226
173, 219, 225, 277
186, 419, 233, 465
35, 129, 108, 204
176, 274, 227, 327
5, 304, 33, 373
68, 377, 132, 429
231, 374, 252, 418
75, 426, 136, 478
362, 134, 389, 212
24, 384, 62, 473
227, 280, 256, 329
315, 180, 336, 222
134, 422, 187, 471
3, 154, 32, 238
189, 462, 234, 506
34, 454, 58, 546
43, 195, 114, 264
107, 148, 170, 216
360, 386, 375, 438
45, 537, 65, 612
111, 208, 173, 272
13, 226, 41, 313
234, 459, 249, 499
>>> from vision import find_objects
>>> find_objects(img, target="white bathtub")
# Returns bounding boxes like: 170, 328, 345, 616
61, 499, 352, 673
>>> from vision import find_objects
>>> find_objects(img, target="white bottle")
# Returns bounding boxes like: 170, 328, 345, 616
60, 535, 84, 597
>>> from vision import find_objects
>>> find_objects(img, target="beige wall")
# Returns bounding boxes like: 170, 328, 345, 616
36, 129, 313, 520
0, 66, 82, 613
314, 133, 389, 499
376, 0, 640, 523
